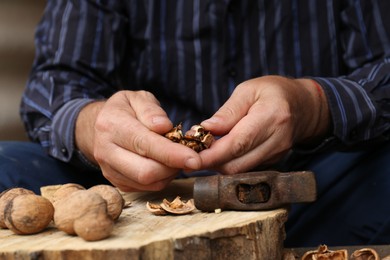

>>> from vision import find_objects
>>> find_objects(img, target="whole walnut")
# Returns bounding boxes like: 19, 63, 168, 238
88, 185, 124, 220
73, 208, 114, 241
0, 188, 34, 228
50, 183, 85, 206
54, 190, 114, 241
4, 194, 54, 235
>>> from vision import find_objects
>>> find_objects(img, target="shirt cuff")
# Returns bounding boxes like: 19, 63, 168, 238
308, 76, 378, 145
49, 98, 97, 167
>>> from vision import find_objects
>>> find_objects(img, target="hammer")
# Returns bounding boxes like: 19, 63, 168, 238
193, 171, 316, 211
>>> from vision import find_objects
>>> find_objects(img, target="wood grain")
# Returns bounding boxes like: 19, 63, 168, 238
0, 179, 288, 260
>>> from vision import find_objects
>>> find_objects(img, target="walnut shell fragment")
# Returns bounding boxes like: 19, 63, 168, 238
160, 196, 195, 215
146, 196, 195, 215
351, 248, 379, 260
302, 244, 348, 260
146, 202, 167, 216
165, 123, 214, 152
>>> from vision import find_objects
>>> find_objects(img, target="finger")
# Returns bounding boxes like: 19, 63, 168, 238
200, 108, 267, 168
97, 144, 179, 190
102, 165, 177, 192
126, 91, 173, 134
201, 84, 256, 135
215, 131, 290, 174
95, 96, 202, 170
200, 101, 293, 171
115, 123, 202, 170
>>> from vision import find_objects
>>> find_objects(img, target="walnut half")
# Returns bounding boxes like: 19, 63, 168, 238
146, 196, 195, 215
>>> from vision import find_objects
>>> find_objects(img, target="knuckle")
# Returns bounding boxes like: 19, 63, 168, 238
230, 133, 252, 157
148, 181, 169, 191
220, 164, 241, 175
133, 163, 157, 186
94, 114, 112, 134
131, 134, 149, 157
137, 90, 157, 102
93, 149, 105, 164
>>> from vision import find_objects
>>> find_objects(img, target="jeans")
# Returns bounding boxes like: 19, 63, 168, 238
0, 141, 109, 194
1, 140, 390, 247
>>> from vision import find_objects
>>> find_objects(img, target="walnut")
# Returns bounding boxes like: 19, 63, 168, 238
146, 196, 195, 215
0, 188, 35, 228
88, 185, 125, 220
49, 183, 85, 206
53, 190, 114, 241
4, 194, 54, 235
165, 123, 214, 152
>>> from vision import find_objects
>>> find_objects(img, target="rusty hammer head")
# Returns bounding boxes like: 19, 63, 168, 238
193, 171, 317, 211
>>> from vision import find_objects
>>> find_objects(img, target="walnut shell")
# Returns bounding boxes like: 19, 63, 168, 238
146, 201, 167, 216
160, 196, 195, 215
74, 209, 114, 241
53, 190, 108, 235
302, 245, 348, 260
4, 194, 54, 235
88, 185, 124, 220
0, 188, 34, 228
351, 248, 379, 260
50, 183, 85, 206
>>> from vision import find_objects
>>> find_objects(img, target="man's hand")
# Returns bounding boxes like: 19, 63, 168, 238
75, 90, 202, 191
199, 76, 330, 174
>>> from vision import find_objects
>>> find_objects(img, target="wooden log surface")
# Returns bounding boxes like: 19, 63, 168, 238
0, 178, 288, 260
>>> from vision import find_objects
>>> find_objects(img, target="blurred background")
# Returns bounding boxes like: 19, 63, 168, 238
0, 0, 46, 140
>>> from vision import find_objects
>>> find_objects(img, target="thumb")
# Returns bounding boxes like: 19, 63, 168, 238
201, 88, 252, 135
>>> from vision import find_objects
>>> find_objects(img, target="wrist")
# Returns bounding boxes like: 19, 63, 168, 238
75, 101, 105, 164
295, 78, 331, 145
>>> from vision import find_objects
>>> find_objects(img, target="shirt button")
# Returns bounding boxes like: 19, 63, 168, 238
61, 148, 68, 157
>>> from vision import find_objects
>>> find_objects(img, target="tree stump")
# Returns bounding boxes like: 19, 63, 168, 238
0, 178, 288, 260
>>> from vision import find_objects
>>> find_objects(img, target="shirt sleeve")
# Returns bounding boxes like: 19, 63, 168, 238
310, 1, 390, 148
20, 0, 128, 167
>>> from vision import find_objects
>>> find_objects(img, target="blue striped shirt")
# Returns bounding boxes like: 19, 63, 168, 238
21, 0, 390, 165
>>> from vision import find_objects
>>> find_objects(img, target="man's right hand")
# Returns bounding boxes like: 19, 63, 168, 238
75, 90, 202, 192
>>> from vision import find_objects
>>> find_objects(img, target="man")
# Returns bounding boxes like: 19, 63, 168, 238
1, 0, 389, 246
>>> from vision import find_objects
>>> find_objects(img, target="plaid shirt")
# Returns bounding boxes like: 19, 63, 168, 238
21, 0, 390, 166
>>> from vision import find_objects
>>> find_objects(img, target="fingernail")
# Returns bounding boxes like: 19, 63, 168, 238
202, 117, 219, 125
185, 157, 200, 170
152, 116, 168, 125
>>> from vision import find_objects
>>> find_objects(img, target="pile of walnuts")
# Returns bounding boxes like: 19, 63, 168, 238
0, 184, 125, 241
